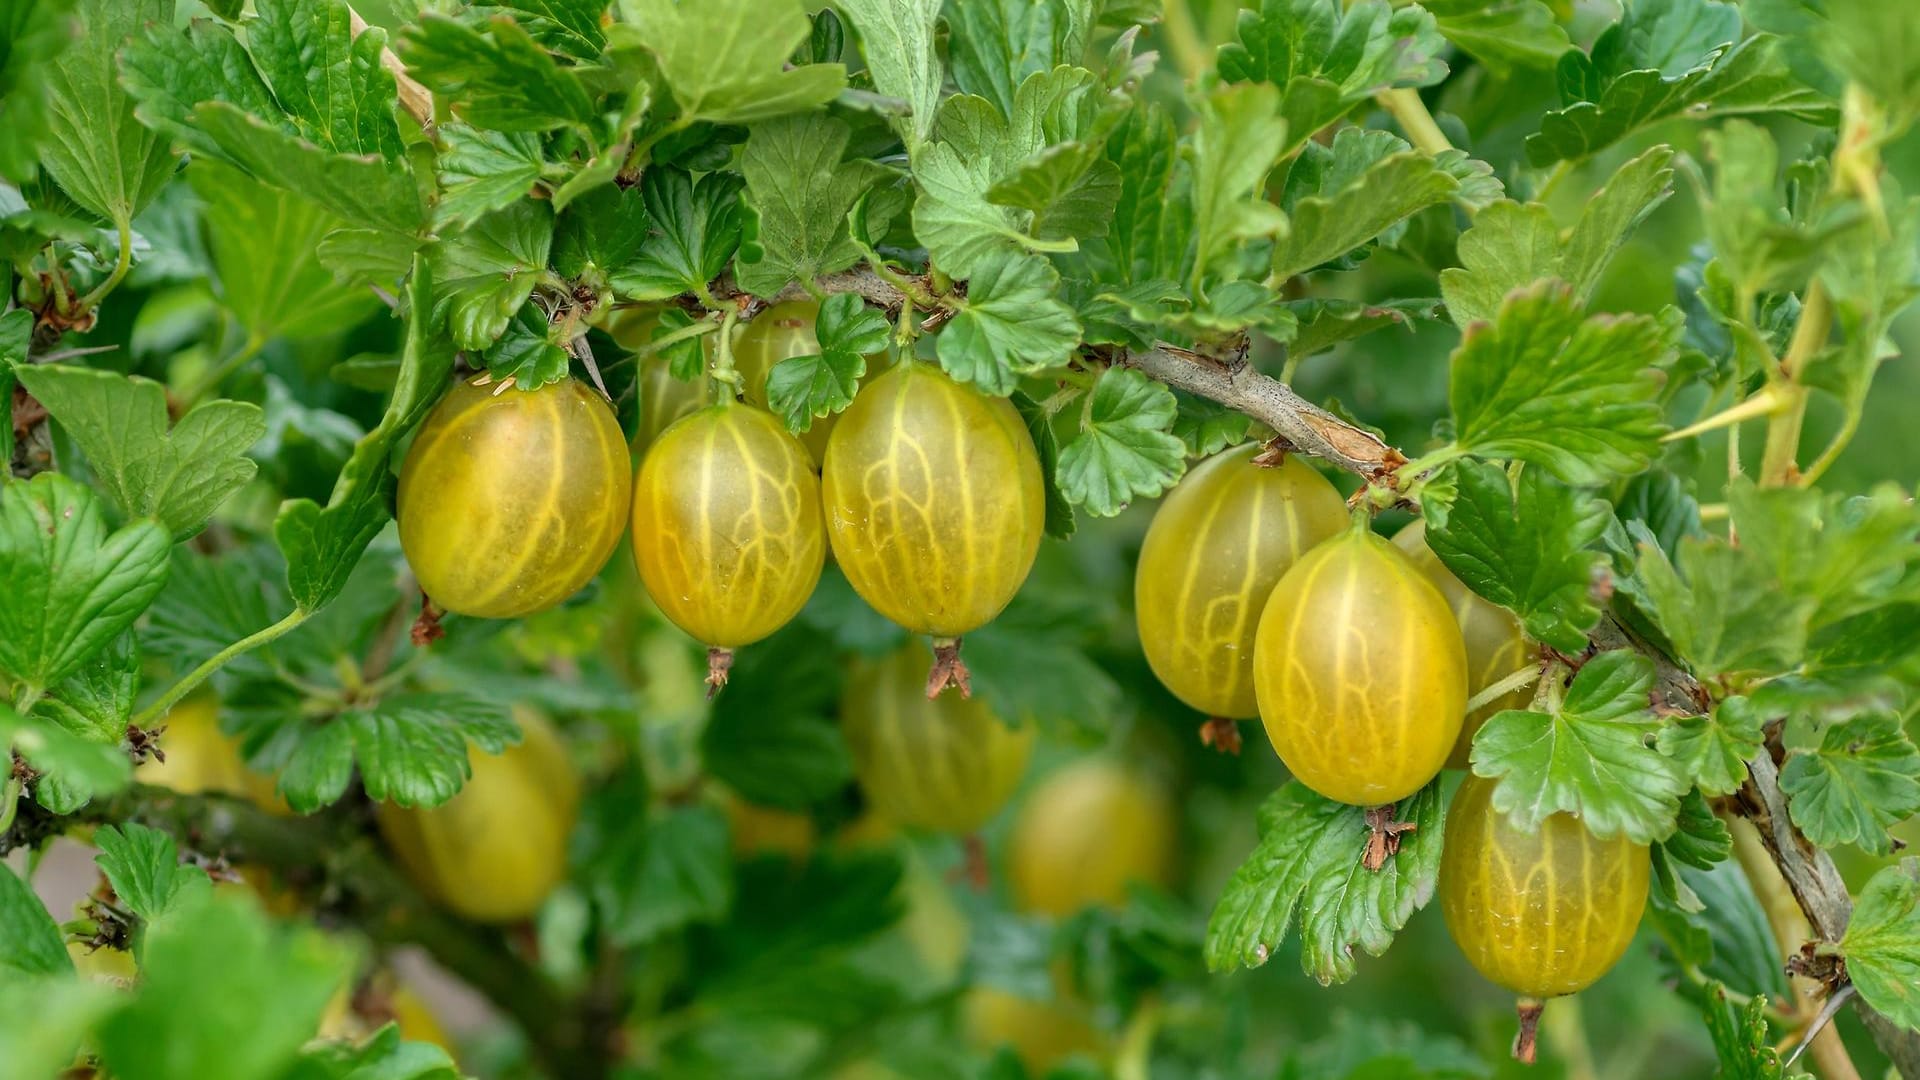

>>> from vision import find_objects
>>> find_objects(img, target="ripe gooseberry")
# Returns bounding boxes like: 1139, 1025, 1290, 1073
1134, 445, 1347, 738
1008, 759, 1173, 915
1252, 521, 1468, 806
821, 361, 1045, 696
1392, 521, 1536, 768
963, 986, 1104, 1074
376, 713, 581, 923
397, 376, 630, 619
630, 403, 826, 693
1439, 773, 1649, 1062
840, 645, 1035, 834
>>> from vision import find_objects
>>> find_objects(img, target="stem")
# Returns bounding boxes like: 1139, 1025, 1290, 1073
1464, 665, 1541, 715
1113, 995, 1163, 1080
1798, 402, 1862, 487
1540, 993, 1598, 1080
1378, 89, 1453, 157
706, 307, 741, 405
0, 777, 22, 838
79, 219, 134, 309
628, 318, 720, 360
177, 332, 268, 408
1759, 281, 1831, 487
1534, 159, 1574, 204
132, 609, 311, 729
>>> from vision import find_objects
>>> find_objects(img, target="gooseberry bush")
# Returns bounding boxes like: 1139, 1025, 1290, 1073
4, 0, 1920, 1077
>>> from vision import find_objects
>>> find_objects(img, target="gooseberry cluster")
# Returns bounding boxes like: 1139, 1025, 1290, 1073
395, 300, 1043, 699
1136, 447, 1650, 1055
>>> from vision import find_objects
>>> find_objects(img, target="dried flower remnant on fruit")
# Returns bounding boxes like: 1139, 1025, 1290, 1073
1361, 804, 1418, 872
926, 637, 970, 698
1200, 717, 1243, 754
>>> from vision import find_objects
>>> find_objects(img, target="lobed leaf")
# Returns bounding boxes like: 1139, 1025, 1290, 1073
1205, 779, 1444, 985
1840, 859, 1920, 1033
1055, 367, 1185, 517
1472, 650, 1689, 844
619, 0, 846, 125
765, 293, 887, 434
935, 250, 1081, 393
1779, 714, 1920, 856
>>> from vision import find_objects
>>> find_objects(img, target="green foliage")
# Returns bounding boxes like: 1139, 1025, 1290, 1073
4, 1, 1920, 1076
1206, 780, 1444, 985
1472, 651, 1689, 844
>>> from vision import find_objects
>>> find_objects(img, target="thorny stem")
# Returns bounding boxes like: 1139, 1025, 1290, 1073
1758, 281, 1831, 487
131, 609, 312, 729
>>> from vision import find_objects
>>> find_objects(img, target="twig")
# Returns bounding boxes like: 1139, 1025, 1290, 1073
346, 6, 434, 130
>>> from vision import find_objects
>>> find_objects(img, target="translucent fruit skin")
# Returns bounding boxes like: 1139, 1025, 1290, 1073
821, 362, 1045, 637
735, 299, 854, 465
840, 645, 1036, 833
1135, 446, 1348, 718
1252, 526, 1468, 806
376, 714, 582, 923
397, 377, 631, 619
1440, 774, 1650, 997
964, 987, 1104, 1074
1009, 760, 1173, 915
608, 307, 704, 456
138, 694, 284, 813
631, 404, 826, 648
1393, 521, 1533, 768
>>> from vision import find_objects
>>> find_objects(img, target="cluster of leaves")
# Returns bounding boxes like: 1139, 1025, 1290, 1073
3, 0, 1920, 1076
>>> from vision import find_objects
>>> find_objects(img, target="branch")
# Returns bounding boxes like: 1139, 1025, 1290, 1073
3, 786, 618, 1080
347, 6, 434, 130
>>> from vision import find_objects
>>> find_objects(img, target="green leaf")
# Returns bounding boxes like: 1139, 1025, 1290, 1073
986, 141, 1122, 243
1055, 367, 1185, 517
552, 182, 650, 281
601, 804, 734, 947
0, 699, 133, 814
1187, 81, 1289, 286
37, 0, 176, 229
0, 474, 170, 692
398, 13, 598, 133
27, 632, 137, 812
1205, 779, 1444, 985
1698, 120, 1851, 300
343, 692, 522, 810
0, 310, 27, 463
1779, 715, 1920, 856
1441, 145, 1675, 326
93, 823, 212, 923
834, 0, 942, 152
1526, 0, 1829, 166
619, 0, 846, 125
432, 126, 545, 230
1699, 982, 1784, 1080
1657, 697, 1764, 798
945, 0, 1088, 121
0, 977, 118, 1080
765, 293, 887, 433
1280, 1011, 1489, 1079
1472, 650, 1689, 844
1287, 297, 1442, 358
1217, 0, 1449, 151
482, 306, 574, 390
909, 67, 1115, 276
935, 250, 1081, 394
1103, 101, 1178, 284
1446, 282, 1673, 484
1270, 128, 1482, 282
965, 582, 1122, 728
121, 6, 421, 231
1634, 535, 1816, 681
276, 255, 454, 612
1421, 0, 1570, 74
292, 1027, 461, 1080
430, 199, 552, 351
609, 167, 743, 300
735, 113, 890, 296
1839, 859, 1920, 1033
191, 160, 382, 341
1646, 859, 1786, 999
701, 624, 850, 809
15, 364, 265, 542
1172, 395, 1253, 457
96, 893, 351, 1080
1725, 481, 1920, 634
0, 861, 69, 977
1010, 391, 1075, 540
0, 0, 79, 183
1424, 460, 1610, 653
